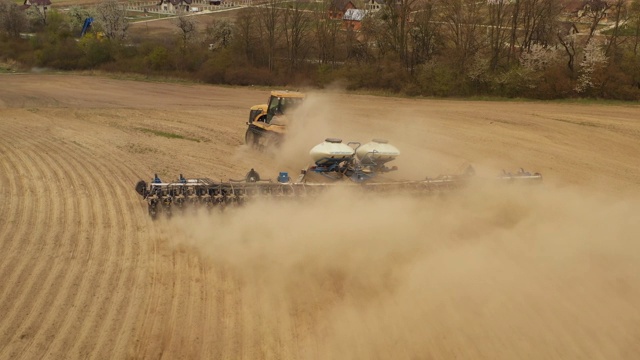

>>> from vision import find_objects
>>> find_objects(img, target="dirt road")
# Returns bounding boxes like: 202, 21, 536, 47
1, 74, 639, 359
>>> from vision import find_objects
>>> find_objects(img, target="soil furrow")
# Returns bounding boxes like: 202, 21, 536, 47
16, 134, 84, 360
0, 123, 66, 359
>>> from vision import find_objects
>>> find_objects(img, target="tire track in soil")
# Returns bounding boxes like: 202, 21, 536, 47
96, 171, 148, 360
1, 111, 280, 360
48, 109, 157, 358
4, 123, 114, 359
222, 267, 244, 359
3, 106, 281, 359
48, 131, 145, 359
0, 130, 21, 258
138, 245, 200, 360
0, 123, 35, 354
0, 123, 67, 359
0, 122, 26, 291
14, 130, 89, 360
70, 149, 132, 358
123, 170, 216, 355
132, 225, 162, 360
0, 117, 145, 360
25, 132, 114, 360
163, 251, 186, 358
0, 122, 44, 287
64, 142, 162, 360
133, 228, 172, 360
196, 260, 212, 359
210, 266, 233, 360
44, 108, 175, 360
165, 250, 200, 359
182, 254, 207, 359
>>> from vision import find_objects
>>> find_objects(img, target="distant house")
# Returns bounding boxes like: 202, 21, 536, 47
20, 0, 51, 24
557, 21, 580, 38
365, 0, 384, 12
329, 0, 356, 20
158, 0, 193, 12
343, 9, 367, 31
563, 0, 611, 21
20, 0, 51, 11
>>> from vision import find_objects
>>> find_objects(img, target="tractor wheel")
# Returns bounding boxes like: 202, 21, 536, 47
245, 127, 259, 147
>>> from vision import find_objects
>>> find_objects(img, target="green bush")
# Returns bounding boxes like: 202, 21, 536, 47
224, 65, 275, 86
342, 57, 410, 93
527, 64, 574, 99
36, 37, 83, 69
197, 49, 233, 83
415, 61, 458, 97
78, 38, 113, 68
146, 46, 172, 72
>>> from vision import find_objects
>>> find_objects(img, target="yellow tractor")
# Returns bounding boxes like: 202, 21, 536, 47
245, 90, 305, 148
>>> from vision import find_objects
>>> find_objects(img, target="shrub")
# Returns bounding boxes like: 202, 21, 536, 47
146, 46, 172, 72
224, 65, 275, 86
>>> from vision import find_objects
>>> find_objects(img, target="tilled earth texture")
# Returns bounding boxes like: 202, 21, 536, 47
1, 74, 640, 360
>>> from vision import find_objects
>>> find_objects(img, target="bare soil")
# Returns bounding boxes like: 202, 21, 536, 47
1, 73, 639, 359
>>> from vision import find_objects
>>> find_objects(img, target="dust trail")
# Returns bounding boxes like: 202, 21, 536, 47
199, 90, 640, 358
161, 182, 640, 359
275, 91, 481, 181
276, 92, 340, 171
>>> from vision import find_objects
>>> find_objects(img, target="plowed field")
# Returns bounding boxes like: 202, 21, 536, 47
1, 74, 639, 359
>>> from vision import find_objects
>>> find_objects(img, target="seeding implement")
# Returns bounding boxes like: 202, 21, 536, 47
135, 138, 542, 219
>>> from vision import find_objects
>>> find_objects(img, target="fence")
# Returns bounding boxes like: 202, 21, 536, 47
125, 0, 253, 14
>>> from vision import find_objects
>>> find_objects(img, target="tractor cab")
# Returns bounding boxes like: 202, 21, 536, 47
245, 90, 305, 148
265, 94, 304, 124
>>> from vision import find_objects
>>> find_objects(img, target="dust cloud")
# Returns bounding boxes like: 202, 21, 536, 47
173, 92, 640, 357
273, 91, 478, 181
160, 181, 640, 359
275, 92, 341, 171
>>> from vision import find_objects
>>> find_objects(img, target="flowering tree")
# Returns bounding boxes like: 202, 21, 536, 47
95, 0, 129, 40
0, 0, 27, 37
575, 39, 608, 94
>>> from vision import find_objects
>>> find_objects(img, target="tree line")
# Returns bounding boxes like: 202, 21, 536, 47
1, 0, 640, 99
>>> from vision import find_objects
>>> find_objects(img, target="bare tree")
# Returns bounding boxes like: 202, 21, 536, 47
360, 10, 389, 59
408, 0, 440, 72
605, 0, 628, 55
0, 0, 28, 37
437, 0, 485, 73
283, 0, 312, 73
520, 0, 561, 51
582, 0, 613, 44
258, 0, 282, 72
487, 0, 514, 71
175, 14, 196, 51
632, 0, 640, 55
507, 0, 521, 63
557, 22, 579, 72
233, 7, 261, 65
379, 0, 418, 66
313, 1, 342, 66
95, 0, 129, 41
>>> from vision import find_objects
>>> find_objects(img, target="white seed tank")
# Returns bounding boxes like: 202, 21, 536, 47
309, 138, 355, 164
356, 139, 400, 163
